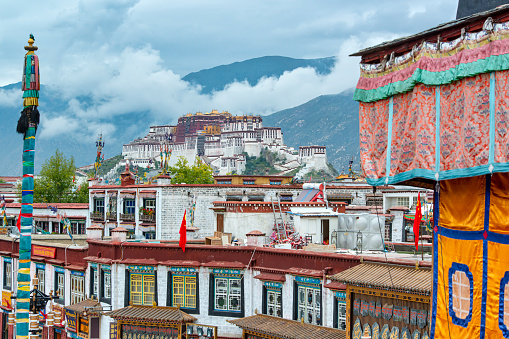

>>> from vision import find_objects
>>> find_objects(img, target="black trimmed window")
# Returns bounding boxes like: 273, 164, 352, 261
100, 265, 111, 304
123, 199, 135, 214
125, 266, 156, 306
70, 271, 85, 305
293, 276, 322, 325
93, 198, 105, 213
209, 269, 244, 317
90, 264, 98, 298
35, 263, 45, 293
262, 282, 282, 317
167, 267, 199, 314
3, 258, 12, 290
333, 291, 347, 330
54, 266, 65, 304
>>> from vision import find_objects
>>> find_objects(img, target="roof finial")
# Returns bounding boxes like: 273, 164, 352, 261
25, 34, 38, 53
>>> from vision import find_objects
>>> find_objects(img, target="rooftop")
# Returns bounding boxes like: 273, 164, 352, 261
352, 4, 509, 60
328, 262, 432, 295
106, 306, 196, 324
228, 314, 346, 339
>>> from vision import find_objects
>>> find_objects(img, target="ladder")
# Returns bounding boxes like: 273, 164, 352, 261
271, 196, 286, 240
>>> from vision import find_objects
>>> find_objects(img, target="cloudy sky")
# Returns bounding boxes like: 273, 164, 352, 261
0, 0, 458, 142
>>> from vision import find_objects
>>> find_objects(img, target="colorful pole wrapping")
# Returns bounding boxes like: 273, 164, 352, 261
16, 35, 40, 339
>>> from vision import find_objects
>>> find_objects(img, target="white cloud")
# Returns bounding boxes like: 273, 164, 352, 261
408, 4, 427, 18
0, 88, 19, 107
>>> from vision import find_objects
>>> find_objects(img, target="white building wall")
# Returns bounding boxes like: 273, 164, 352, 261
222, 212, 275, 240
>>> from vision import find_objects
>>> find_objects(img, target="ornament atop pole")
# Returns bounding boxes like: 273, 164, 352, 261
94, 133, 105, 179
15, 34, 40, 339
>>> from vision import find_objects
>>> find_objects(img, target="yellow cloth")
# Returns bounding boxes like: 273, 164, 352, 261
439, 176, 485, 231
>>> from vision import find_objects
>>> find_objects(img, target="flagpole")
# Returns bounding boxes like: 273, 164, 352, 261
16, 34, 40, 339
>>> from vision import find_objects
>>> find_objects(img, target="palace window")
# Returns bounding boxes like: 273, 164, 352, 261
94, 198, 105, 213
397, 196, 410, 208
128, 268, 155, 306
71, 221, 86, 235
101, 266, 111, 303
36, 263, 45, 293
54, 267, 65, 304
143, 199, 156, 212
124, 199, 136, 215
70, 272, 85, 305
333, 291, 347, 330
500, 272, 509, 336
90, 265, 98, 298
3, 258, 12, 290
294, 277, 322, 325
168, 268, 198, 312
448, 263, 473, 327
209, 269, 244, 317
262, 282, 282, 318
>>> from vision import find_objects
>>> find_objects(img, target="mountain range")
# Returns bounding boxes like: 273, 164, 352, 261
0, 56, 359, 175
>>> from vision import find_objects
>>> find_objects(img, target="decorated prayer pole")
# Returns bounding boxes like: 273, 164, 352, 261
15, 34, 40, 339
94, 133, 105, 179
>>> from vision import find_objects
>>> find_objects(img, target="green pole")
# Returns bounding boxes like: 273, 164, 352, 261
16, 34, 40, 339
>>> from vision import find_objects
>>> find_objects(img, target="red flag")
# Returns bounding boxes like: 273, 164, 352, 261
179, 210, 187, 252
16, 210, 21, 232
413, 192, 422, 251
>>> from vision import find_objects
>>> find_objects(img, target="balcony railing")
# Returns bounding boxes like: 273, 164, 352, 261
120, 213, 135, 222
106, 212, 117, 221
90, 212, 104, 221
140, 214, 156, 223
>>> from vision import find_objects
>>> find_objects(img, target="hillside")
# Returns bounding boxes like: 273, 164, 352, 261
0, 55, 353, 175
263, 89, 359, 172
183, 56, 336, 94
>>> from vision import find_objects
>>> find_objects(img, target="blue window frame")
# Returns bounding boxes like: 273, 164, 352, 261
124, 199, 135, 214
208, 269, 244, 318
499, 271, 509, 338
448, 262, 473, 327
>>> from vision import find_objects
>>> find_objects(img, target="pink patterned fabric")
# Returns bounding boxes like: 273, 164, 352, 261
359, 100, 389, 179
440, 74, 490, 171
357, 39, 509, 91
495, 70, 509, 163
390, 84, 436, 176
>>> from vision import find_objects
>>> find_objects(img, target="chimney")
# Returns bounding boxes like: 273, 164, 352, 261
87, 224, 104, 240
246, 230, 266, 247
157, 175, 172, 185
111, 227, 128, 242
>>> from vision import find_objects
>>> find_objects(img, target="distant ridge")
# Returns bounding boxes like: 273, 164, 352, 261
263, 89, 359, 172
183, 55, 336, 94
0, 55, 344, 175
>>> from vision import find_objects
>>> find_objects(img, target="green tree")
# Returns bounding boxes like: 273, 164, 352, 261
168, 157, 214, 184
32, 149, 89, 203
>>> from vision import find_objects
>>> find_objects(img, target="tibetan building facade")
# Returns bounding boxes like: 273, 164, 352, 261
0, 233, 420, 338
353, 5, 509, 339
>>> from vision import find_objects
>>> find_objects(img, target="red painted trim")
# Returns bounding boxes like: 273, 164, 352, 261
286, 267, 323, 278
324, 281, 347, 291
202, 261, 246, 269
159, 260, 201, 267
253, 273, 286, 282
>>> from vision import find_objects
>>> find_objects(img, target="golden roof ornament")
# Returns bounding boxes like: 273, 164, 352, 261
24, 34, 38, 54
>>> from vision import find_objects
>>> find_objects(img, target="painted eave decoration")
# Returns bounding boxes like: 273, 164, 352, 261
354, 6, 509, 188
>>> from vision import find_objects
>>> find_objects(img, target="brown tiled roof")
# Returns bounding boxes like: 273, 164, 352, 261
65, 299, 101, 315
228, 314, 346, 339
106, 306, 196, 324
328, 263, 431, 295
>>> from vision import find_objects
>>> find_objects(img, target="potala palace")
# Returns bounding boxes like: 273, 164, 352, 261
122, 110, 329, 176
